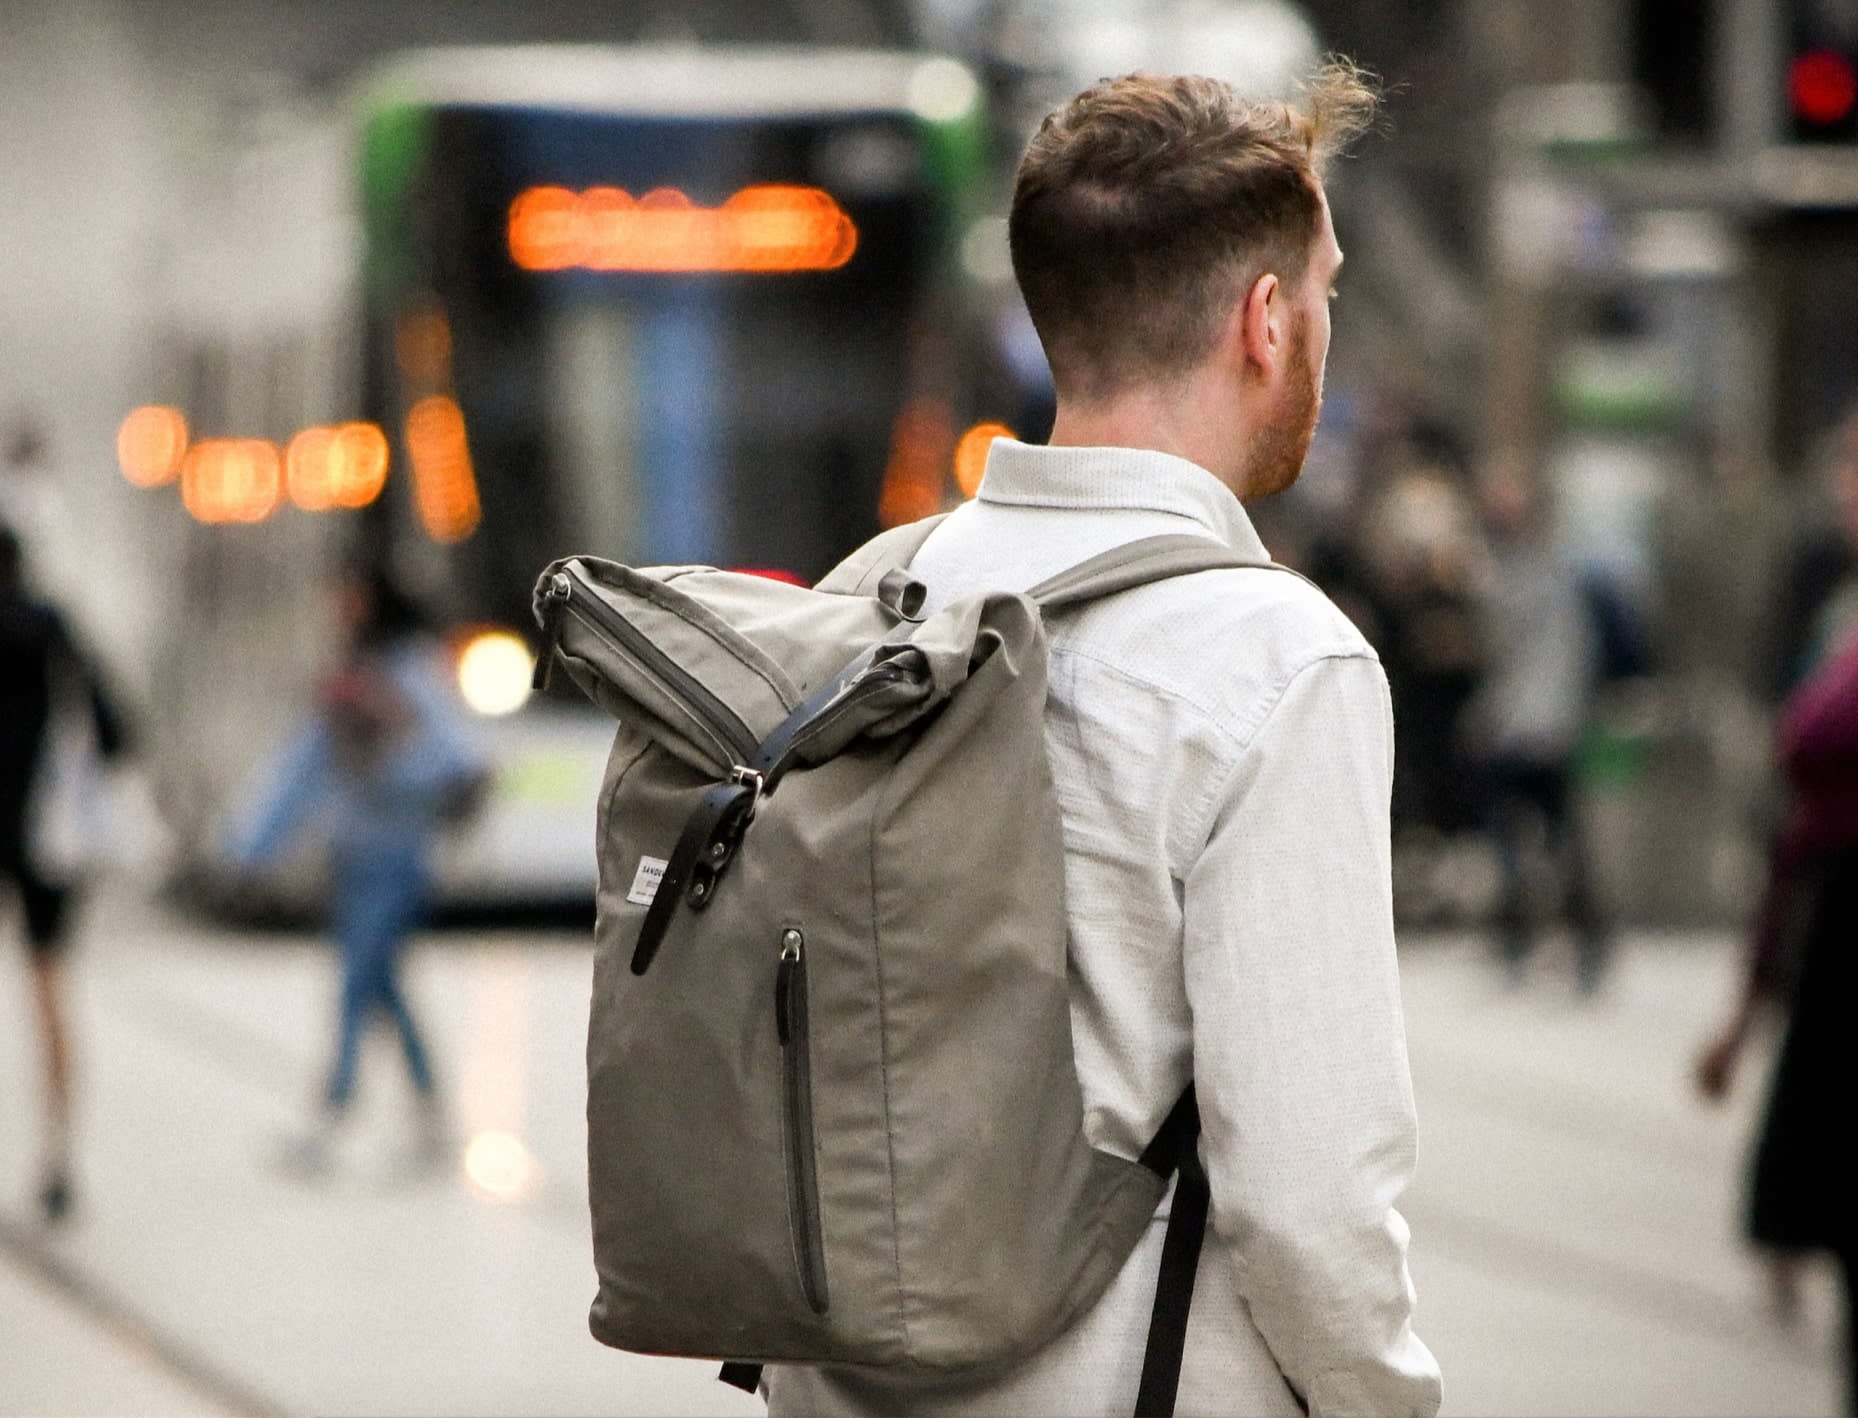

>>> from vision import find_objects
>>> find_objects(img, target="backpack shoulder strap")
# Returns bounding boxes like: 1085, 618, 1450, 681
1028, 534, 1305, 610
814, 513, 951, 596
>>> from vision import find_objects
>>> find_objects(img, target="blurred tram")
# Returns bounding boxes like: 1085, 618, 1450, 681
140, 46, 994, 909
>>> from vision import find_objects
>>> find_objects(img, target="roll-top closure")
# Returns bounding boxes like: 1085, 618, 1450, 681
534, 556, 1040, 779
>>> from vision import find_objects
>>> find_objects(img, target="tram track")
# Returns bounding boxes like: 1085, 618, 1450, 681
0, 929, 594, 1417
0, 1210, 288, 1418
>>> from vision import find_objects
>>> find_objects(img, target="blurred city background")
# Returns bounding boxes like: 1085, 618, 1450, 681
2, 0, 1855, 1413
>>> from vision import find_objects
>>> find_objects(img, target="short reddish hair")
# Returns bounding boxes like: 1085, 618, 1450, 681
1009, 62, 1378, 402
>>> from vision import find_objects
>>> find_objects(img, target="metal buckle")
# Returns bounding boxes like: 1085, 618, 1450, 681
729, 765, 766, 822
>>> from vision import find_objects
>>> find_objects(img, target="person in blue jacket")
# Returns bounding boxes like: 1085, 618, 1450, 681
228, 568, 485, 1175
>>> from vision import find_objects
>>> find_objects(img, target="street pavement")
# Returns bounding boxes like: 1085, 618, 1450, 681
0, 886, 1844, 1417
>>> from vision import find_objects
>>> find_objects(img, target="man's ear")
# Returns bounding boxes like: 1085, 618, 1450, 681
1237, 271, 1281, 381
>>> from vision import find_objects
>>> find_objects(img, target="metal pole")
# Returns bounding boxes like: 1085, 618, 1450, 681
1719, 0, 1782, 164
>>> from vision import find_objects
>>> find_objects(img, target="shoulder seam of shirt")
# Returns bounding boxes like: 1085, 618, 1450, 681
1176, 649, 1391, 866
1049, 640, 1380, 758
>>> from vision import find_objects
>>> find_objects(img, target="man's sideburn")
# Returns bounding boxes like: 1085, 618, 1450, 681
1241, 315, 1319, 501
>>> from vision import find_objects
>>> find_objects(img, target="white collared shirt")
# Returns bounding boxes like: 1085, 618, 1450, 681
769, 441, 1440, 1418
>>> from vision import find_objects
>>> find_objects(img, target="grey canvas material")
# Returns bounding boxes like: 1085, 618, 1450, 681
531, 519, 1284, 1375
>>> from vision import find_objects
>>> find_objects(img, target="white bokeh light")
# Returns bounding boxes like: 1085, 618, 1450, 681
457, 630, 534, 716
909, 56, 981, 123
463, 1130, 543, 1203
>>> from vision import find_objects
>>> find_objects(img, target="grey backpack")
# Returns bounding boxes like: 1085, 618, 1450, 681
531, 516, 1279, 1412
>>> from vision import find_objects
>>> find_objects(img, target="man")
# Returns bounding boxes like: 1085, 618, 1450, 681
770, 66, 1440, 1416
1, 522, 128, 1222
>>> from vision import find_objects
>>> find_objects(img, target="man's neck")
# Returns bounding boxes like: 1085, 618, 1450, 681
1046, 381, 1258, 500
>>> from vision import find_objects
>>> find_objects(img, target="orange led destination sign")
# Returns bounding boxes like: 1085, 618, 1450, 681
508, 184, 858, 274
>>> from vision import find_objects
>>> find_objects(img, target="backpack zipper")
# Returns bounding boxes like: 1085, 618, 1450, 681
775, 928, 829, 1315
541, 569, 760, 767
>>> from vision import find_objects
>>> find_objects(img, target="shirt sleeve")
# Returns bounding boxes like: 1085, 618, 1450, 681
222, 719, 335, 869
1780, 634, 1858, 783
1182, 652, 1441, 1418
389, 646, 488, 801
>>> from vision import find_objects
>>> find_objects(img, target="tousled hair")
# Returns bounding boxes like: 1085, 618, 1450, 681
1009, 60, 1379, 402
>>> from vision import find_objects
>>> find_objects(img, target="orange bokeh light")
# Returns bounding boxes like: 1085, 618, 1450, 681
405, 395, 481, 544
953, 421, 1015, 499
877, 399, 955, 529
287, 422, 390, 512
180, 439, 283, 525
508, 184, 858, 274
117, 405, 189, 488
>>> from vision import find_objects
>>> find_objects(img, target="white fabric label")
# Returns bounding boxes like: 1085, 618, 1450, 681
626, 855, 669, 906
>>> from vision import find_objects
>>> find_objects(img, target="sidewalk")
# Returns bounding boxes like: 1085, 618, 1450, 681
1398, 930, 1840, 1416
0, 887, 1844, 1416
0, 888, 756, 1417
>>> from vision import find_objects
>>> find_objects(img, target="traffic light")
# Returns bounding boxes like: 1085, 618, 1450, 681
1788, 1, 1858, 142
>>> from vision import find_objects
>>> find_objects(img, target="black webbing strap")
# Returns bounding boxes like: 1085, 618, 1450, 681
1134, 1086, 1207, 1418
717, 1361, 762, 1393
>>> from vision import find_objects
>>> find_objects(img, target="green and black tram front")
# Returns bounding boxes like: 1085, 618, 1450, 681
358, 99, 955, 635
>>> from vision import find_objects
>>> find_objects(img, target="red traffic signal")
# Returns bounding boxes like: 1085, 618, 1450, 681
1789, 48, 1858, 127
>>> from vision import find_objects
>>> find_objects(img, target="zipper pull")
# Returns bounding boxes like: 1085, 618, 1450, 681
533, 571, 572, 691
775, 928, 804, 1045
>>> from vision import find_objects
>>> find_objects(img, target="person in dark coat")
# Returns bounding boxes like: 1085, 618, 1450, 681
0, 522, 129, 1222
1697, 625, 1858, 1414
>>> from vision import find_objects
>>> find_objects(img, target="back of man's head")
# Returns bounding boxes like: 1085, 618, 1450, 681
1009, 63, 1377, 404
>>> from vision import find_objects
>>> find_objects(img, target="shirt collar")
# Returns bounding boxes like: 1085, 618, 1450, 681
976, 438, 1269, 560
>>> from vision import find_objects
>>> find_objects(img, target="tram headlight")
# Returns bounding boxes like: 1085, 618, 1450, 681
457, 630, 535, 716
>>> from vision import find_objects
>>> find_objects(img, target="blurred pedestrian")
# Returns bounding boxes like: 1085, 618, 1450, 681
1, 521, 130, 1223
227, 568, 485, 1176
769, 66, 1440, 1417
1351, 437, 1487, 924
1697, 606, 1858, 1414
1763, 410, 1858, 704
1461, 461, 1613, 992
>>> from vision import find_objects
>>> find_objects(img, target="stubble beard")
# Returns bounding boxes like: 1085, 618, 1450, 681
1242, 320, 1320, 502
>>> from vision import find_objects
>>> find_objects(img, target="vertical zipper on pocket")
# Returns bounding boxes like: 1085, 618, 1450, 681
776, 928, 829, 1315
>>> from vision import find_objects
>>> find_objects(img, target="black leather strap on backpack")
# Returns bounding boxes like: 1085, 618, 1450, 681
630, 776, 760, 975
717, 1361, 762, 1394
1135, 1087, 1208, 1418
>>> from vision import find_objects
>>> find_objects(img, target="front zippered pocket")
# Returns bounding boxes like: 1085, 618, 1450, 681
776, 927, 829, 1315
542, 568, 761, 767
